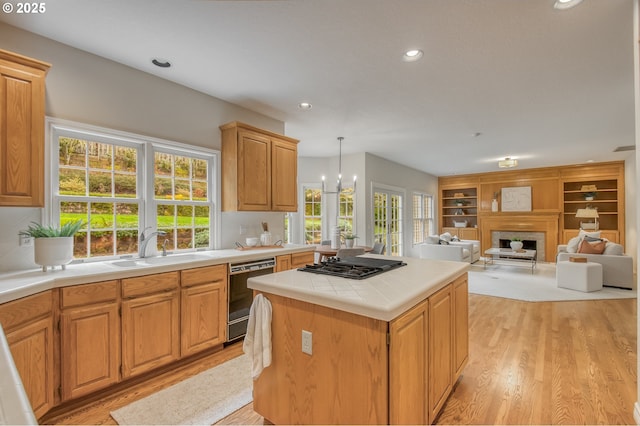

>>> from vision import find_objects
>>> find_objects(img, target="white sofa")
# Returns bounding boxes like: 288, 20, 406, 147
420, 235, 480, 264
557, 244, 633, 289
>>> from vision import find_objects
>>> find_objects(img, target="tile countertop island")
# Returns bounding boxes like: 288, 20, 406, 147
247, 254, 470, 425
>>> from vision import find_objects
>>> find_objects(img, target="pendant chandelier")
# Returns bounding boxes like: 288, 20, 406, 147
322, 137, 356, 194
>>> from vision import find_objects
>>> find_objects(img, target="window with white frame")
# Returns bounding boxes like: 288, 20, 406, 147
338, 186, 355, 235
303, 186, 322, 244
154, 150, 211, 251
51, 121, 215, 261
283, 212, 292, 244
413, 193, 434, 244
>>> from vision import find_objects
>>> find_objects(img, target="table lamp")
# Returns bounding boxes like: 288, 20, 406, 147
575, 208, 599, 230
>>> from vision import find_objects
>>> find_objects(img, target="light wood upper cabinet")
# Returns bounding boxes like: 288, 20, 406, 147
59, 280, 120, 401
180, 265, 228, 356
220, 122, 299, 212
0, 291, 54, 418
0, 49, 50, 207
121, 272, 180, 378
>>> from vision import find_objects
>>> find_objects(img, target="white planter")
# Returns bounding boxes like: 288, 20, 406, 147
510, 241, 523, 251
34, 237, 74, 272
345, 239, 355, 248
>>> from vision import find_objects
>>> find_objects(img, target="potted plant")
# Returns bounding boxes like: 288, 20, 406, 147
454, 199, 467, 207
20, 220, 83, 272
583, 191, 597, 201
510, 237, 523, 251
343, 233, 358, 248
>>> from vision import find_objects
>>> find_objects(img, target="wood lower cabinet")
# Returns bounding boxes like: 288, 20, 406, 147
220, 121, 299, 212
452, 275, 469, 379
275, 254, 292, 272
291, 251, 315, 268
0, 291, 54, 418
180, 265, 228, 357
0, 49, 50, 207
254, 274, 468, 425
121, 272, 180, 378
60, 280, 120, 401
276, 251, 315, 272
428, 285, 453, 420
389, 299, 429, 424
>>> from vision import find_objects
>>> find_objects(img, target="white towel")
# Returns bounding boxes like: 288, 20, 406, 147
242, 293, 272, 380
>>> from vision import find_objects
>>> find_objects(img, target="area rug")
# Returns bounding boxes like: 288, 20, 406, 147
111, 354, 252, 425
468, 262, 636, 302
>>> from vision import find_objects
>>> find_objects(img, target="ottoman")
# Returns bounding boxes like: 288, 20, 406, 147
556, 261, 603, 292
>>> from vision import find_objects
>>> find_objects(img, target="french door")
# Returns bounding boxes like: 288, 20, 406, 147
373, 188, 403, 256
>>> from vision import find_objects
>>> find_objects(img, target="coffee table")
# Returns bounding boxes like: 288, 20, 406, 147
483, 248, 537, 273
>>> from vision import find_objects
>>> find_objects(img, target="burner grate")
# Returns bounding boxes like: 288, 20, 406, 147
297, 257, 406, 279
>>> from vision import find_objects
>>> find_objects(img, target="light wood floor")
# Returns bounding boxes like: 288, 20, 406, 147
43, 294, 637, 425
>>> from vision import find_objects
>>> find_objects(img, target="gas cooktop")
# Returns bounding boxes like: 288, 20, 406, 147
297, 257, 407, 280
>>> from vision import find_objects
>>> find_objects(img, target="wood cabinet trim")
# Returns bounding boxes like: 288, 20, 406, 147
0, 291, 52, 331
122, 271, 179, 298
180, 264, 227, 288
61, 280, 118, 308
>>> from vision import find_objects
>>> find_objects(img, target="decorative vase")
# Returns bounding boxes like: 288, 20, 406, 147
260, 231, 272, 246
34, 237, 74, 272
510, 241, 523, 251
491, 199, 499, 212
345, 239, 355, 248
585, 196, 594, 201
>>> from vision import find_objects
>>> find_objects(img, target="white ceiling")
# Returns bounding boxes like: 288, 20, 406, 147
1, 0, 635, 176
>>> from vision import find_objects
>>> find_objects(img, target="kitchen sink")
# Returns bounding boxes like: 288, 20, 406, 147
141, 253, 210, 264
110, 260, 143, 268
109, 253, 211, 268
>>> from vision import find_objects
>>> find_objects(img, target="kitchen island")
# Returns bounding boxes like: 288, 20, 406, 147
247, 254, 469, 425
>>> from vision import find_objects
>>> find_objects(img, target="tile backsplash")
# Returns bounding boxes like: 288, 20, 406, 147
0, 207, 42, 272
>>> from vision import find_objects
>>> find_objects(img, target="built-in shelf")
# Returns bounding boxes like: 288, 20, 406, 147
562, 178, 620, 241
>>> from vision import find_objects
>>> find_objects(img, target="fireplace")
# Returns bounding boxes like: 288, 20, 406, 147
480, 214, 559, 262
499, 239, 537, 251
492, 231, 545, 261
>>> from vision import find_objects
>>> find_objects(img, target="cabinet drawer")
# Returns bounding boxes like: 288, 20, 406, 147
181, 264, 227, 288
0, 291, 52, 331
291, 251, 315, 268
61, 280, 118, 308
122, 272, 179, 299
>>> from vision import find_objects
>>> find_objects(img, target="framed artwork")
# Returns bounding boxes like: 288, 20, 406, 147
501, 186, 532, 212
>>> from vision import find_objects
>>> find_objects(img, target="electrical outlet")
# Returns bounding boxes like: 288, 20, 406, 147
302, 330, 312, 355
239, 225, 247, 235
18, 234, 33, 247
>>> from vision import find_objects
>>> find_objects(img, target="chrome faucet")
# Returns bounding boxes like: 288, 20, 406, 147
138, 227, 167, 258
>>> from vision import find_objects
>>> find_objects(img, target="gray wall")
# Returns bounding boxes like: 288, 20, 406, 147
0, 22, 286, 271
296, 152, 439, 258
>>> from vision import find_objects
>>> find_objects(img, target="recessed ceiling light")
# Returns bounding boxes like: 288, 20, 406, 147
152, 59, 171, 68
298, 102, 312, 110
553, 0, 583, 10
403, 49, 423, 62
